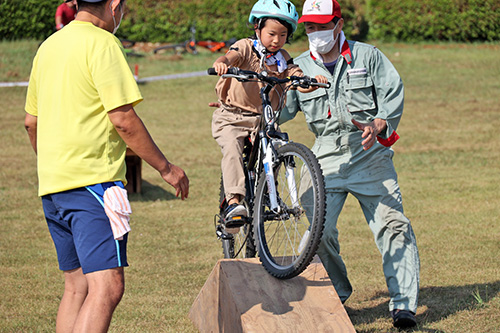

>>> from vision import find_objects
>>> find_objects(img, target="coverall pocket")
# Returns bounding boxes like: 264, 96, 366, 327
345, 73, 376, 112
298, 88, 329, 123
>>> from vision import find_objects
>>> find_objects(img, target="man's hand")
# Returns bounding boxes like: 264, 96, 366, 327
315, 75, 329, 84
352, 118, 387, 150
160, 163, 189, 200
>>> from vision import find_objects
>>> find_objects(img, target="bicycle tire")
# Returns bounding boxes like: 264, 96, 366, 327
253, 142, 325, 279
219, 177, 256, 259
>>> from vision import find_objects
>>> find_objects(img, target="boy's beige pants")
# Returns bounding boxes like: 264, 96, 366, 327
212, 106, 260, 201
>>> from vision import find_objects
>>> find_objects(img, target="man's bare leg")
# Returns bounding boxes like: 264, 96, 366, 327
72, 267, 125, 333
56, 268, 88, 333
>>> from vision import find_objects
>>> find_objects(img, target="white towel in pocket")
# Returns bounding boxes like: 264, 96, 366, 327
103, 186, 132, 240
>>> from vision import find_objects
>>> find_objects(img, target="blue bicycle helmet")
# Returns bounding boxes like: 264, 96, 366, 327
249, 0, 299, 33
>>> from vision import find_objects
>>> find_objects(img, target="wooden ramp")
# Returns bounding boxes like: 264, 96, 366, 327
189, 257, 355, 332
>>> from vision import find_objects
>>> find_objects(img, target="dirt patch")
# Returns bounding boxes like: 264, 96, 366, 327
131, 42, 164, 53
6, 71, 19, 78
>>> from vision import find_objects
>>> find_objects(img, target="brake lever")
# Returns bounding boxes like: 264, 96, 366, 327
294, 78, 311, 89
221, 74, 250, 81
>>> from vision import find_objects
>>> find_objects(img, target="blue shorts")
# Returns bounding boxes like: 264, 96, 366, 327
42, 182, 129, 274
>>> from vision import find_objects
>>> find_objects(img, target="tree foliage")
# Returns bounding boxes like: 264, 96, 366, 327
367, 0, 500, 41
1, 0, 498, 42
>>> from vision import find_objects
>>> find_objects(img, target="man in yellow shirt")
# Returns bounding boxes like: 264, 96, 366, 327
24, 0, 189, 331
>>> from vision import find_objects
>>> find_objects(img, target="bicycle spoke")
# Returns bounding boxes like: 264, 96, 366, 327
262, 211, 302, 264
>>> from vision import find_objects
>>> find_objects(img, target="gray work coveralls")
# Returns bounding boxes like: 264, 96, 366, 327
281, 39, 420, 313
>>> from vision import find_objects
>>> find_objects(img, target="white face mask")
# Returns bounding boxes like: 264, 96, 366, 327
111, 1, 124, 35
307, 22, 340, 55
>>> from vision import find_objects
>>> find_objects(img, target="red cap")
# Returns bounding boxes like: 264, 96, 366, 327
298, 0, 342, 24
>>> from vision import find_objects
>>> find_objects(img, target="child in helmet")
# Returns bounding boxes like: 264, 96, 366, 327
211, 0, 327, 226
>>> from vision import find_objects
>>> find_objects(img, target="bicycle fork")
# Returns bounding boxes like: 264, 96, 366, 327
260, 139, 301, 214
260, 136, 280, 213
285, 157, 300, 208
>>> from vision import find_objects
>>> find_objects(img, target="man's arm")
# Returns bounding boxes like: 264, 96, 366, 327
108, 104, 189, 200
24, 113, 38, 154
279, 89, 300, 125
370, 48, 404, 142
351, 47, 404, 151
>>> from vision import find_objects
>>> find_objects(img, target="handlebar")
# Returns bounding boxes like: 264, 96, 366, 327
207, 67, 330, 89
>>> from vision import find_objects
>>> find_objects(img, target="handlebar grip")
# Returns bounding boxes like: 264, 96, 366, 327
310, 77, 331, 88
314, 82, 331, 88
207, 67, 241, 76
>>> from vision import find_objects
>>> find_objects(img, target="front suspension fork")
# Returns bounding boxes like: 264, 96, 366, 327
261, 136, 280, 213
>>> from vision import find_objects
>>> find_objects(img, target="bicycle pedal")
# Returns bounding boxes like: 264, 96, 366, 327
227, 215, 246, 221
224, 215, 247, 228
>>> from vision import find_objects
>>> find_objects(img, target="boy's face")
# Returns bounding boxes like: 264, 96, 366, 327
257, 19, 289, 53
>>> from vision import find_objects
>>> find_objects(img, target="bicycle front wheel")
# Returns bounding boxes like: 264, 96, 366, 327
253, 142, 325, 279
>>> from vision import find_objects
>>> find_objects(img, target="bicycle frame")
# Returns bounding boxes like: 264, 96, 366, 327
231, 75, 298, 217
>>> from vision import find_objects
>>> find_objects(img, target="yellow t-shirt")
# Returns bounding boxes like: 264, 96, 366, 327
25, 21, 143, 196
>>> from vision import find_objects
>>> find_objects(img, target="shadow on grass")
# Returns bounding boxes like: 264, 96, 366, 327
346, 280, 500, 332
127, 180, 178, 202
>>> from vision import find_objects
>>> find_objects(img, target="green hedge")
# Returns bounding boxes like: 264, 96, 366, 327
1, 0, 499, 42
0, 0, 363, 43
0, 0, 60, 40
367, 0, 500, 41
118, 0, 364, 43
118, 0, 309, 43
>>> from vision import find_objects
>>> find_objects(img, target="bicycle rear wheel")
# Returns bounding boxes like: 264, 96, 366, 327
218, 177, 256, 259
253, 142, 325, 279
221, 223, 255, 258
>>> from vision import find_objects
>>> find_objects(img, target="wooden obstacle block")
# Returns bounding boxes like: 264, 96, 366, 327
189, 257, 355, 332
125, 147, 142, 193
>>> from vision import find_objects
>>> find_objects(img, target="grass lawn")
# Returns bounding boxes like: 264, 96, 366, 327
0, 38, 499, 332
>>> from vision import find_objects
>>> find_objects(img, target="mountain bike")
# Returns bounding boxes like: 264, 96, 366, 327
208, 67, 328, 279
153, 26, 236, 55
153, 26, 198, 55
